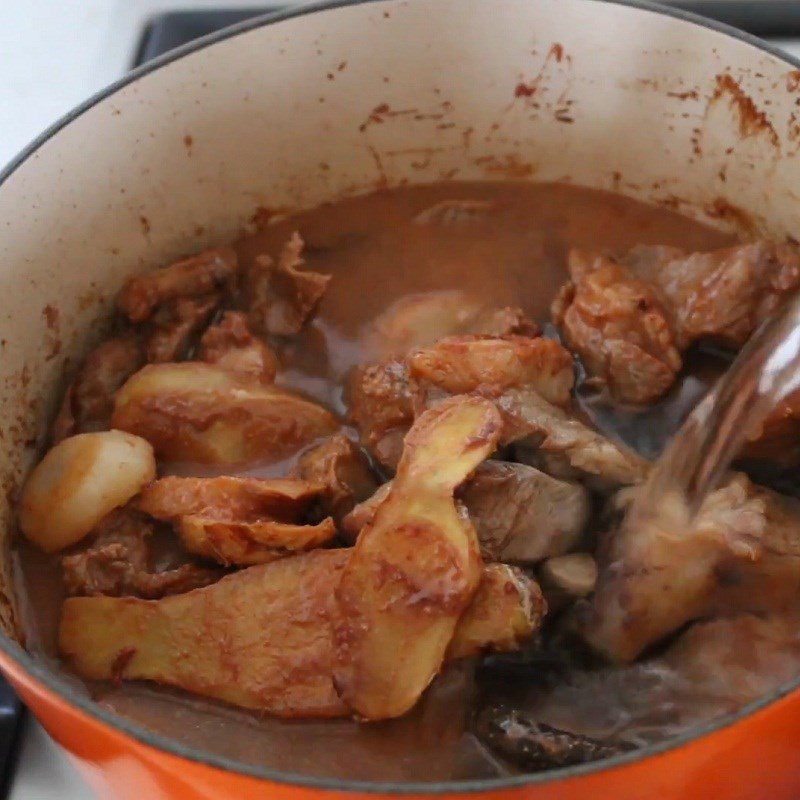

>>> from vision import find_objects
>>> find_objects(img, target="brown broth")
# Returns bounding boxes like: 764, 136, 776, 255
15, 181, 737, 781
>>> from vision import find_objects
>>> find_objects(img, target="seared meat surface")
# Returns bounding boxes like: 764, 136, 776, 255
53, 333, 144, 443
199, 311, 279, 382
582, 473, 800, 662
246, 232, 331, 336
552, 259, 681, 403
62, 508, 221, 599
554, 241, 800, 403
118, 247, 237, 322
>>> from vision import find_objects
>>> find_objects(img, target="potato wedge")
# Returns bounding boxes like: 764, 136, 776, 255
332, 395, 502, 720
447, 564, 545, 660
112, 362, 338, 464
177, 515, 336, 566
19, 431, 156, 552
139, 476, 323, 523
59, 550, 542, 717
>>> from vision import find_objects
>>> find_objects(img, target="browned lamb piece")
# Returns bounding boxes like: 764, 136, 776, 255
344, 460, 590, 565
199, 311, 279, 382
554, 241, 800, 403
551, 259, 681, 404
348, 359, 416, 470
459, 461, 591, 562
145, 294, 220, 363
292, 433, 379, 522
623, 241, 800, 349
247, 232, 331, 336
52, 332, 144, 443
495, 388, 649, 487
118, 247, 238, 322
580, 472, 800, 662
348, 334, 575, 470
62, 507, 221, 599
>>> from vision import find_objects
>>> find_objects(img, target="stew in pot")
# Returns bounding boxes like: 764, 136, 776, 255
15, 180, 800, 781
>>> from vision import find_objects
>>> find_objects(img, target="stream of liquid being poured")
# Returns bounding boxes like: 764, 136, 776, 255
625, 292, 800, 532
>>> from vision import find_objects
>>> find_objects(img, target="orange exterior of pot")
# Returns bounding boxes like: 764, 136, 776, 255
3, 646, 800, 800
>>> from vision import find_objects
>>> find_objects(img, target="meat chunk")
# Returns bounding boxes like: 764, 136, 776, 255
118, 247, 238, 323
538, 553, 597, 612
662, 613, 800, 706
555, 242, 800, 404
59, 550, 543, 717
581, 472, 800, 662
199, 311, 278, 382
365, 289, 539, 359
247, 232, 331, 336
348, 360, 415, 469
333, 396, 503, 720
113, 362, 338, 464
139, 475, 334, 566
474, 706, 628, 771
292, 434, 379, 521
556, 241, 800, 403
349, 335, 571, 469
623, 241, 800, 349
409, 335, 574, 407
345, 462, 590, 565
497, 389, 649, 487
52, 333, 144, 443
145, 294, 219, 363
460, 461, 590, 563
552, 260, 681, 404
62, 508, 221, 599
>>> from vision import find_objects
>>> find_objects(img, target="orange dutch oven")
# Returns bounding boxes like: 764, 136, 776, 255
2, 1, 800, 797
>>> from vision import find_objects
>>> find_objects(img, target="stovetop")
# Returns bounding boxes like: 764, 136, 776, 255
6, 2, 800, 798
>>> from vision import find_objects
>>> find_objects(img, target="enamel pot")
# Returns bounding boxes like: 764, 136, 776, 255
1, 1, 800, 797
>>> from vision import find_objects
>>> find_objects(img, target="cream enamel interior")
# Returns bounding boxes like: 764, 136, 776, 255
1, 0, 799, 683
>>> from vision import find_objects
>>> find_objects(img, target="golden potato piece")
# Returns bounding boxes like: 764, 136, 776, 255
446, 564, 545, 660
112, 362, 338, 464
177, 515, 336, 566
332, 395, 502, 720
409, 335, 574, 406
19, 431, 156, 553
59, 550, 541, 717
139, 475, 323, 523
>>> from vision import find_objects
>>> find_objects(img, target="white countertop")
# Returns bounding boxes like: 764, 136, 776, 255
2, 2, 800, 799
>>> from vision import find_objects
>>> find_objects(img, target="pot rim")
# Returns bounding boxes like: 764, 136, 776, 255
3, 0, 800, 793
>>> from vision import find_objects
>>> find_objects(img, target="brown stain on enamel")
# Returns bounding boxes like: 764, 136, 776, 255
710, 74, 780, 149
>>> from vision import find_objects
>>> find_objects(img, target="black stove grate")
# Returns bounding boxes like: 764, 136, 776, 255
132, 2, 800, 69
